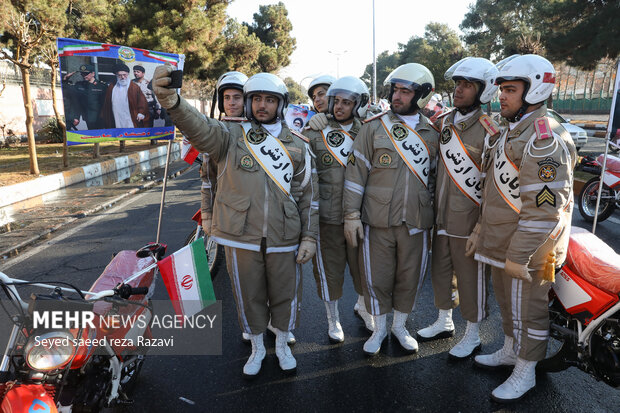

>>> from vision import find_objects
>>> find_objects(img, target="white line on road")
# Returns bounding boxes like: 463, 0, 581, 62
0, 191, 150, 272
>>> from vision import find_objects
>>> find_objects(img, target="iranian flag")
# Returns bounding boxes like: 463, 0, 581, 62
157, 239, 215, 317
181, 137, 200, 165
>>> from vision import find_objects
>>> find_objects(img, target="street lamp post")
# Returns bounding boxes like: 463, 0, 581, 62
372, 0, 377, 103
328, 50, 348, 78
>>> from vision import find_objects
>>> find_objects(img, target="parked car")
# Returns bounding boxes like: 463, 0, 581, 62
548, 109, 588, 151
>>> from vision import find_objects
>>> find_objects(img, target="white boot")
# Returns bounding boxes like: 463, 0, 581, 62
275, 328, 297, 372
416, 309, 454, 341
353, 294, 362, 314
241, 332, 251, 343
474, 335, 517, 369
243, 333, 266, 377
325, 300, 344, 343
491, 357, 537, 403
267, 321, 296, 345
391, 310, 418, 353
356, 296, 375, 333
448, 321, 481, 359
363, 314, 387, 356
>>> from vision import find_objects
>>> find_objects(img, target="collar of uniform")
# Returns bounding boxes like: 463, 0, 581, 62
250, 120, 289, 141
446, 107, 482, 131
351, 117, 362, 135
387, 110, 431, 131
507, 105, 547, 139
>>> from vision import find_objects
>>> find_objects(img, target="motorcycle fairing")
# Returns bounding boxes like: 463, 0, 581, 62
553, 266, 618, 326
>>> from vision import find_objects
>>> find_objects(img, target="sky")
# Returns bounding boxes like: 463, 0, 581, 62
226, 0, 473, 89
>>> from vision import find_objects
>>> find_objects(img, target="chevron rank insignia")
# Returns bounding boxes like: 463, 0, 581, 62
479, 114, 500, 136
534, 117, 552, 140
536, 185, 556, 207
347, 152, 356, 165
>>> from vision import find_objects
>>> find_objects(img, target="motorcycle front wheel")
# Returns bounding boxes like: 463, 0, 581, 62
578, 178, 615, 222
184, 228, 224, 280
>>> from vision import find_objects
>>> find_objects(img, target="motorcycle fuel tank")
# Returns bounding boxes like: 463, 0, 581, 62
1, 384, 57, 413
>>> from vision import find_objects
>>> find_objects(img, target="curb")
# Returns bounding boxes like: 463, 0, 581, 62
0, 142, 180, 208
0, 162, 194, 259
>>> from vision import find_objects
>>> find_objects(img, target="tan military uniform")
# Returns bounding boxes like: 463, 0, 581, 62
475, 105, 576, 361
432, 108, 496, 322
167, 98, 319, 334
199, 154, 217, 222
304, 118, 363, 300
344, 110, 439, 315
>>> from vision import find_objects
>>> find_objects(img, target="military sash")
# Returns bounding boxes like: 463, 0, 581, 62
439, 120, 482, 206
493, 130, 521, 213
241, 122, 294, 196
320, 125, 355, 167
379, 114, 430, 187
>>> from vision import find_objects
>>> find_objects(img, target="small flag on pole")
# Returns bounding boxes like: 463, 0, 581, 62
181, 137, 200, 164
157, 238, 215, 317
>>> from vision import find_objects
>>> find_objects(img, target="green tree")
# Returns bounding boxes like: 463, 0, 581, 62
537, 1, 619, 70
246, 2, 296, 72
361, 50, 401, 100
284, 77, 307, 105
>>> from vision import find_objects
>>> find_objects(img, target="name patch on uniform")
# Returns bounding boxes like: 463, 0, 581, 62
536, 185, 556, 207
537, 157, 559, 182
391, 124, 409, 141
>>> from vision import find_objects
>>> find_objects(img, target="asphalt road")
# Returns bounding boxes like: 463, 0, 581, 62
1, 167, 619, 413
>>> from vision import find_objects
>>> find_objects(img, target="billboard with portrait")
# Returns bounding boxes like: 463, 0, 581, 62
57, 37, 184, 145
285, 104, 315, 132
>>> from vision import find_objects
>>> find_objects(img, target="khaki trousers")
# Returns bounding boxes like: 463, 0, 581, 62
431, 233, 489, 322
360, 224, 429, 315
312, 222, 363, 301
224, 244, 302, 335
492, 266, 550, 361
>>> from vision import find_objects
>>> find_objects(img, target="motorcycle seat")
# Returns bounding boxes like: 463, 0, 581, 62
597, 154, 620, 173
566, 227, 620, 293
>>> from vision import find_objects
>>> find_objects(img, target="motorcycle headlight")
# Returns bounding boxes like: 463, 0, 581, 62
24, 331, 76, 372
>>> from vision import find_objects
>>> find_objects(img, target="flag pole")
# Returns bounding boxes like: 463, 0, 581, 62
156, 136, 173, 243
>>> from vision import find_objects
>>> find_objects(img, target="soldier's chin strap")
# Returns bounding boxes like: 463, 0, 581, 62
506, 104, 529, 123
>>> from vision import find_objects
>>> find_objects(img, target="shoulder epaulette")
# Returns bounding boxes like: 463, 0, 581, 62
290, 129, 309, 143
222, 116, 248, 122
363, 111, 388, 124
534, 117, 553, 140
478, 114, 500, 136
436, 108, 454, 120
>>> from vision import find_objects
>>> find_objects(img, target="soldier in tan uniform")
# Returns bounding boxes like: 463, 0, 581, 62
152, 68, 319, 377
465, 54, 576, 402
302, 76, 373, 342
343, 63, 439, 356
307, 75, 336, 114
417, 58, 499, 360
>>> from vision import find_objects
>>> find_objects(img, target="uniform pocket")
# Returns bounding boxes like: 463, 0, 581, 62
282, 201, 301, 240
318, 184, 332, 222
362, 186, 393, 228
216, 192, 251, 236
372, 139, 399, 169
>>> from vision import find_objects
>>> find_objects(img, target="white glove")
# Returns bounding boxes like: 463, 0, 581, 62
136, 113, 145, 121
344, 218, 364, 248
152, 64, 179, 109
464, 223, 481, 257
201, 218, 212, 236
308, 113, 329, 130
296, 237, 316, 264
504, 259, 532, 282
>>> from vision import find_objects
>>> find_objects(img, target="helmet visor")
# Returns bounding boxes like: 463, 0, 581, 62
327, 88, 360, 101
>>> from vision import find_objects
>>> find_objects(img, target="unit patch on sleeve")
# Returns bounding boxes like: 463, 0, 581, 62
536, 185, 556, 207
537, 157, 560, 182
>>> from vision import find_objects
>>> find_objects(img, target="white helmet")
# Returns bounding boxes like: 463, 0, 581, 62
216, 71, 248, 113
326, 76, 370, 119
383, 63, 435, 111
444, 57, 498, 104
495, 54, 555, 105
308, 75, 336, 99
243, 73, 289, 121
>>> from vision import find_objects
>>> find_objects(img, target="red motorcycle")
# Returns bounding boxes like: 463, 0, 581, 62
578, 142, 620, 223
541, 227, 620, 387
0, 242, 166, 412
